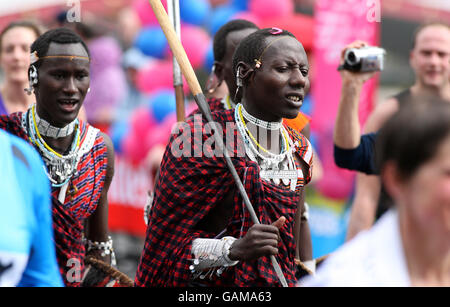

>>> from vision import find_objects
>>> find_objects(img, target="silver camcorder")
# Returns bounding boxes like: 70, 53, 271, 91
342, 46, 386, 72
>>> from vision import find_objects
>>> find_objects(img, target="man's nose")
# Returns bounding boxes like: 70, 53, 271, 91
428, 52, 441, 66
289, 68, 307, 88
63, 77, 77, 94
12, 46, 26, 61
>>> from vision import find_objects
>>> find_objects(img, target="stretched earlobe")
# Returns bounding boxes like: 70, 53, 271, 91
205, 64, 222, 94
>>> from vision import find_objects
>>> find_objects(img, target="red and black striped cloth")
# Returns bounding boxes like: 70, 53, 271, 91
135, 108, 312, 287
0, 112, 108, 286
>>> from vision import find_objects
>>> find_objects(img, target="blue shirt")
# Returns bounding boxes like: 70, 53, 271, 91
0, 94, 7, 116
334, 132, 378, 175
0, 130, 63, 286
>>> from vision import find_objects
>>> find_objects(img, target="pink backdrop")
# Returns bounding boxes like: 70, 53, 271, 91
311, 0, 380, 199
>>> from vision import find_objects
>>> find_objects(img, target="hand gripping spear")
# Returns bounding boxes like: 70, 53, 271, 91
147, 0, 288, 287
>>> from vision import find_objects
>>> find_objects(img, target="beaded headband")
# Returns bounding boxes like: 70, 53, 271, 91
254, 28, 288, 69
30, 51, 90, 65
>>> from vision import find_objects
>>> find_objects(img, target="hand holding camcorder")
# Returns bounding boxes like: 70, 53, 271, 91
339, 46, 386, 73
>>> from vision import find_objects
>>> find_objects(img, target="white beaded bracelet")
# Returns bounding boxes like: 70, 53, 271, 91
84, 236, 117, 266
190, 236, 239, 279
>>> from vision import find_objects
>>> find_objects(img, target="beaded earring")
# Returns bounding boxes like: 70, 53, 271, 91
25, 65, 38, 95
236, 67, 243, 87
234, 67, 243, 103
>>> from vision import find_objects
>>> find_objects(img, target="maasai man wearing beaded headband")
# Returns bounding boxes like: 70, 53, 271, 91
194, 20, 310, 138
136, 28, 313, 287
0, 28, 116, 286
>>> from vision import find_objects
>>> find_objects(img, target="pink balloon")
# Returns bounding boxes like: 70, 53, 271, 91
132, 0, 168, 26
249, 0, 294, 20
136, 58, 193, 96
231, 12, 262, 26
123, 133, 148, 164
166, 24, 211, 69
130, 107, 156, 139
145, 121, 173, 151
136, 60, 174, 94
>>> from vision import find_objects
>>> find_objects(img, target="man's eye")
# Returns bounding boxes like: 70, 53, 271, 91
276, 67, 288, 72
301, 69, 309, 77
21, 44, 30, 53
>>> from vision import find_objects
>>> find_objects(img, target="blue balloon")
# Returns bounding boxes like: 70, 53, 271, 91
110, 120, 130, 154
180, 0, 211, 26
231, 0, 249, 11
301, 95, 313, 117
204, 43, 214, 72
208, 5, 240, 35
149, 90, 177, 123
134, 26, 168, 59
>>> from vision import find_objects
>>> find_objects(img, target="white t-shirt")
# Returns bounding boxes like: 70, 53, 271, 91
299, 209, 411, 287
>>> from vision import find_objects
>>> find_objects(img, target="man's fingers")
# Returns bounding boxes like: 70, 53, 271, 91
271, 216, 286, 229
340, 40, 369, 63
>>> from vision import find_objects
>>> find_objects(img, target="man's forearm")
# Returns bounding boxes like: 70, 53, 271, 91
334, 80, 364, 149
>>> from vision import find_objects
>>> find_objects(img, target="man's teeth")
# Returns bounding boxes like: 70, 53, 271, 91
288, 96, 300, 102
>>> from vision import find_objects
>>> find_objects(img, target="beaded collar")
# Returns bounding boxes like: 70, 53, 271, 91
235, 103, 298, 190
34, 109, 76, 139
240, 102, 283, 130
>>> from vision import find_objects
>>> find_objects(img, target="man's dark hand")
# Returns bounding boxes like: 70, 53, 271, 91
228, 216, 286, 261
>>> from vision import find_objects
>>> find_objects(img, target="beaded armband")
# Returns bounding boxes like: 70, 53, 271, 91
190, 236, 238, 280
143, 191, 154, 225
84, 236, 117, 266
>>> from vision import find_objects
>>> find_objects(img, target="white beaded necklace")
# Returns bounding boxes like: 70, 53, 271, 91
240, 103, 283, 130
235, 104, 298, 190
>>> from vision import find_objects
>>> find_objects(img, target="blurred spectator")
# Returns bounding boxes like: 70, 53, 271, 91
0, 21, 42, 115
301, 99, 450, 287
115, 48, 152, 120
337, 24, 450, 241
82, 33, 126, 128
116, 7, 142, 49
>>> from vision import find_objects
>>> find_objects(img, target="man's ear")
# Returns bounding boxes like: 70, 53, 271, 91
381, 161, 404, 201
236, 61, 254, 84
213, 61, 225, 86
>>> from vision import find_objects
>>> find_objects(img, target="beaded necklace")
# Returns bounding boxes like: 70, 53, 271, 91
25, 105, 81, 187
221, 95, 236, 110
238, 104, 289, 156
34, 110, 76, 139
240, 103, 283, 130
235, 104, 298, 190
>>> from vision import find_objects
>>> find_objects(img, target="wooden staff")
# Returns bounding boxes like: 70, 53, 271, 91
167, 0, 185, 122
148, 0, 288, 287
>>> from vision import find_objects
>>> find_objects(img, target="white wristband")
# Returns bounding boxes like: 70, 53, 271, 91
190, 237, 238, 272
